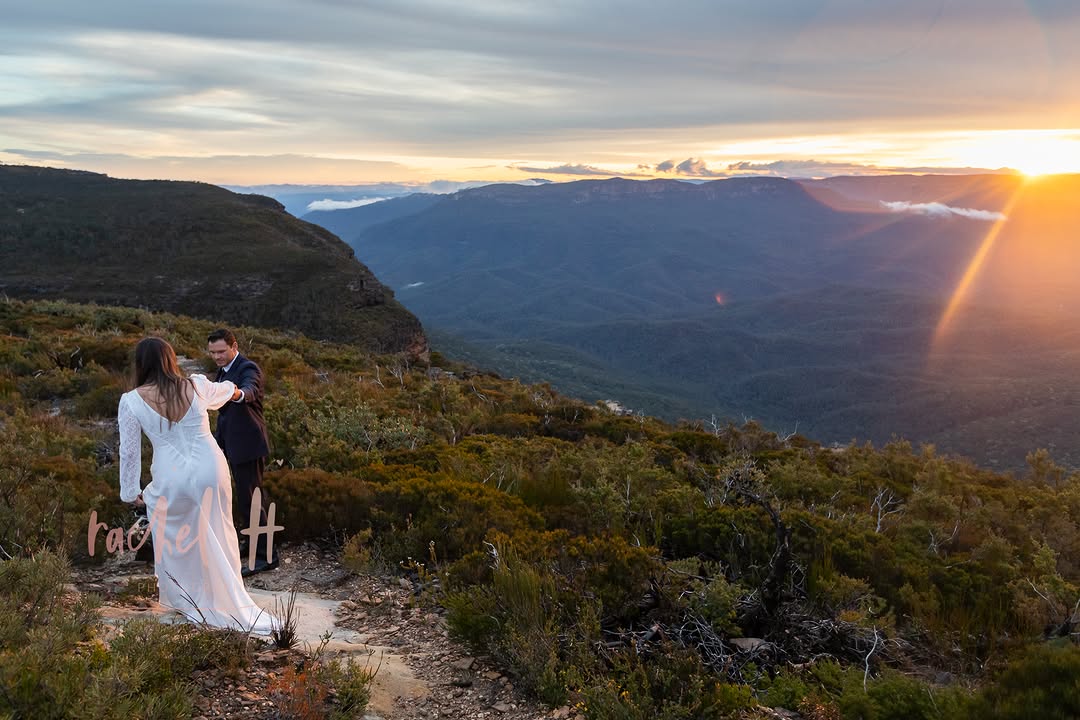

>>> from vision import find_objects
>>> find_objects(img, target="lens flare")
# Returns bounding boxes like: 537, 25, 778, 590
930, 185, 1027, 351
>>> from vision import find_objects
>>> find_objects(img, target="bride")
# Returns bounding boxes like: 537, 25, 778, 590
118, 336, 278, 634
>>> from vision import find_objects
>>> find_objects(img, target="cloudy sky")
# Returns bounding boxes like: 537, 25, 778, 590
3, 0, 1080, 184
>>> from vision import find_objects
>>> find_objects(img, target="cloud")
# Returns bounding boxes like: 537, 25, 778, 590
725, 159, 881, 177
655, 158, 726, 177
305, 197, 389, 212
1, 149, 413, 184
510, 163, 649, 177
4, 2, 1080, 182
651, 157, 1018, 180
725, 159, 1018, 177
677, 158, 726, 177
887, 166, 1019, 176
881, 201, 1006, 222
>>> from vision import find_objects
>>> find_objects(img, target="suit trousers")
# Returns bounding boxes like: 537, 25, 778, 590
231, 457, 275, 563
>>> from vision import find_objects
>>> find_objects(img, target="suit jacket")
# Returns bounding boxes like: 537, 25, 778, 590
214, 354, 271, 464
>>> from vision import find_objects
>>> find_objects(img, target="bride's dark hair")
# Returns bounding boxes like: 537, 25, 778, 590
133, 337, 193, 423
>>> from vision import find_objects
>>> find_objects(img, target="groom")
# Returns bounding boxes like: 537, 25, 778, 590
207, 328, 278, 577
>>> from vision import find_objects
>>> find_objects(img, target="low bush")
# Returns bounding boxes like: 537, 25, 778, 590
268, 636, 377, 720
263, 468, 376, 540
973, 642, 1080, 720
0, 551, 199, 719
581, 643, 754, 720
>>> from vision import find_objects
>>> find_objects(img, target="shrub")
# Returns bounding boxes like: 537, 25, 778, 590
974, 642, 1080, 720
0, 551, 210, 720
263, 468, 376, 540
555, 533, 662, 623
445, 585, 502, 654
108, 618, 251, 686
269, 663, 329, 720
310, 403, 431, 452
268, 638, 377, 720
368, 474, 544, 563
581, 643, 754, 719
0, 414, 116, 558
445, 549, 576, 705
341, 528, 374, 574
666, 430, 730, 464
666, 559, 742, 636
78, 335, 136, 371
266, 467, 544, 562
785, 660, 975, 720
759, 669, 811, 710
478, 412, 541, 437
73, 377, 124, 418
319, 654, 376, 719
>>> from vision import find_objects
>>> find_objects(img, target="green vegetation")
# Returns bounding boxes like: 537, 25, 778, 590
2, 297, 1078, 718
0, 550, 241, 719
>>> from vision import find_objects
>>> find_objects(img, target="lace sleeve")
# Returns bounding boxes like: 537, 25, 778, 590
191, 373, 237, 410
117, 395, 143, 503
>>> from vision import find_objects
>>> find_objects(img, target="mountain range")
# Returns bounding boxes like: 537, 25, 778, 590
227, 179, 551, 217
304, 173, 1080, 469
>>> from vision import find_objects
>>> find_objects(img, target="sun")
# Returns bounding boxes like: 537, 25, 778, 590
947, 130, 1080, 177
1014, 143, 1080, 177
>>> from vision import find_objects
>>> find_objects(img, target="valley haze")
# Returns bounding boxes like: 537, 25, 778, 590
298, 172, 1080, 471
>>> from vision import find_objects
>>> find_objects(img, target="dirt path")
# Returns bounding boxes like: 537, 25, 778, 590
71, 541, 567, 720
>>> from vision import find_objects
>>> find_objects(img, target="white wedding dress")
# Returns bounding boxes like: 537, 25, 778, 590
118, 374, 278, 635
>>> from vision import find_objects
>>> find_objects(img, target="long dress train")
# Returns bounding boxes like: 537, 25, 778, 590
118, 374, 278, 634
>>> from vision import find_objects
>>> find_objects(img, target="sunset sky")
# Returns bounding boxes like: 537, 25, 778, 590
3, 0, 1080, 185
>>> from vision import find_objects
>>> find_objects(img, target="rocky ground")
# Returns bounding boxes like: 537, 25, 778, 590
69, 539, 575, 720
70, 539, 806, 720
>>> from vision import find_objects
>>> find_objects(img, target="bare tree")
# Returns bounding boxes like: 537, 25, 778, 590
927, 520, 959, 556
871, 487, 904, 533
387, 356, 409, 388
722, 462, 792, 619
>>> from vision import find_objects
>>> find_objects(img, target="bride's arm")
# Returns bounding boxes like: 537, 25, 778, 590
117, 396, 144, 504
190, 373, 241, 410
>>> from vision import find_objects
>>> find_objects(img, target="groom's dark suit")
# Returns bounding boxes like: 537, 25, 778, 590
214, 354, 275, 565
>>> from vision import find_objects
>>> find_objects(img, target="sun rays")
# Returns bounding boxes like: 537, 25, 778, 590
929, 185, 1027, 354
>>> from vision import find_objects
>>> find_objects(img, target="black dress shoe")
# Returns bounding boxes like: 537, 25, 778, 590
241, 556, 279, 578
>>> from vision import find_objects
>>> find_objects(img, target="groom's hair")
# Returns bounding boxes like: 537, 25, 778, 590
208, 328, 237, 346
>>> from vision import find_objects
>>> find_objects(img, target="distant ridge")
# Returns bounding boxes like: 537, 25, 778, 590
301, 173, 1080, 468
0, 165, 427, 357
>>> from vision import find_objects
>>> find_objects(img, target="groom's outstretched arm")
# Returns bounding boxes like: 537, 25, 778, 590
234, 360, 264, 404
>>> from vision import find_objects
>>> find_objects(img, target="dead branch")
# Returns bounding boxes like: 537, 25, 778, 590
722, 462, 793, 618
871, 486, 904, 533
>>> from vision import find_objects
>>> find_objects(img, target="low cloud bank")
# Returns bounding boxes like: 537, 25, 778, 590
306, 197, 390, 212
881, 201, 1006, 222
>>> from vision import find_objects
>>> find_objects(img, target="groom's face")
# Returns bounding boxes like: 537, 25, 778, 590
208, 339, 239, 368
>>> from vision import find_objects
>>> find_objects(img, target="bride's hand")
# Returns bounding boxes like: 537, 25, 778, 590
134, 493, 145, 508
